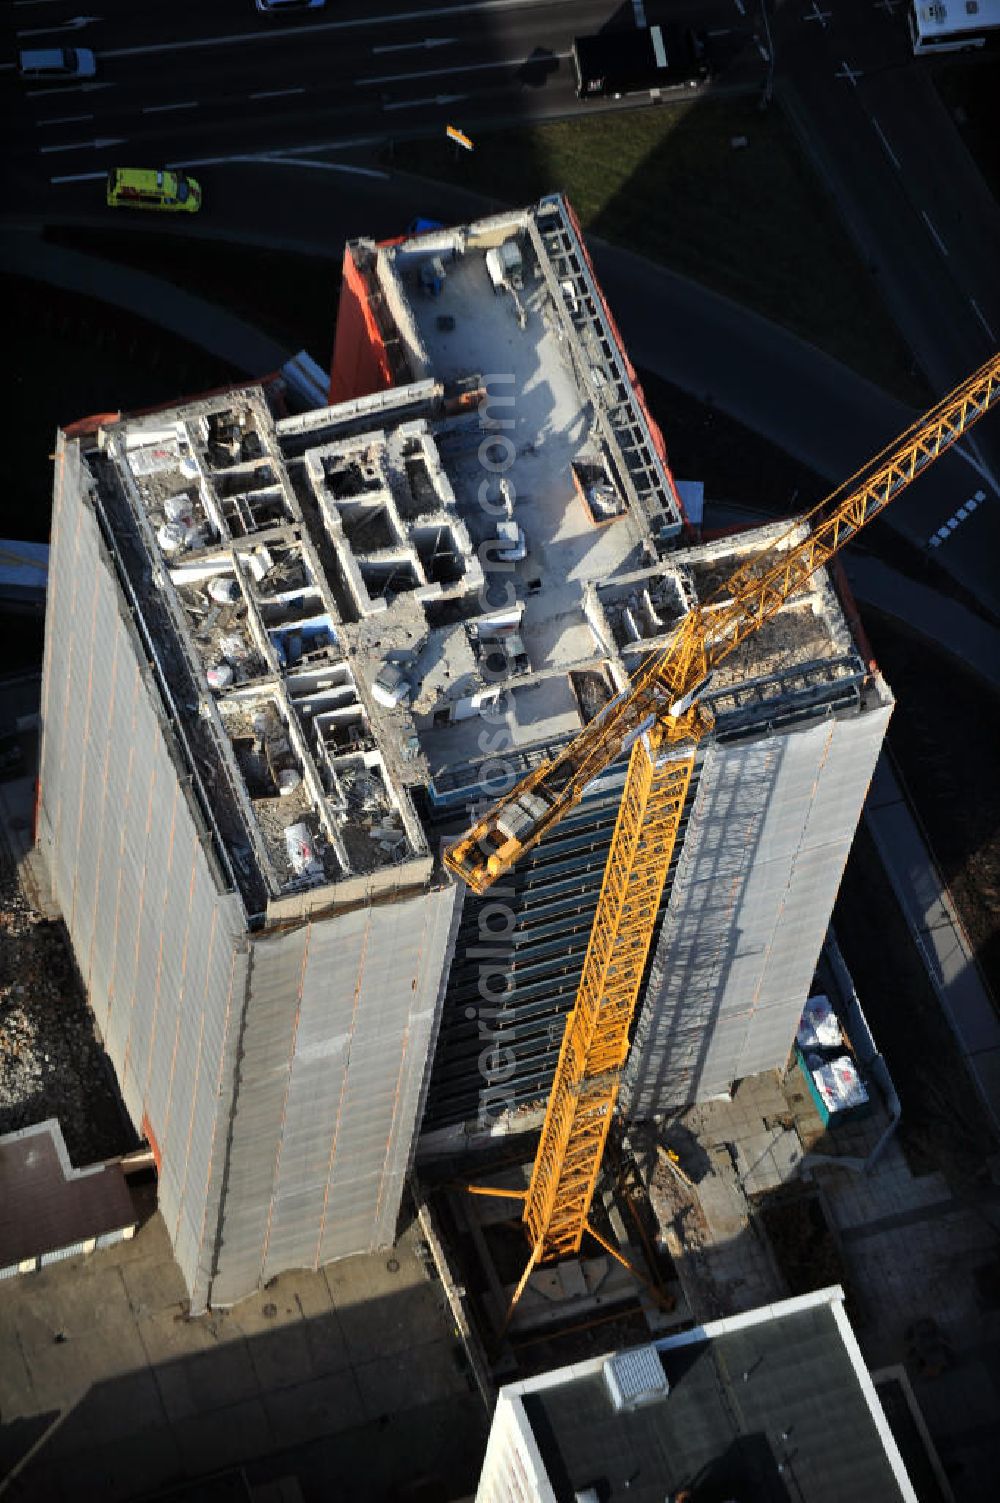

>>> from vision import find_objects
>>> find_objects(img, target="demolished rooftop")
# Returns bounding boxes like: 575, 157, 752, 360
75, 196, 882, 931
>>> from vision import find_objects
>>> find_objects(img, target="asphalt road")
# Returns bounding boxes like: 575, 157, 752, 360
772, 0, 1000, 605
0, 0, 753, 190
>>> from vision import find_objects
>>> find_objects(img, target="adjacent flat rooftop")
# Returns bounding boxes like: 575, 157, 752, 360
74, 196, 877, 924
481, 1288, 917, 1503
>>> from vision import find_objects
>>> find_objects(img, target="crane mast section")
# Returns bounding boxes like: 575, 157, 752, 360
444, 353, 1000, 896
523, 736, 695, 1260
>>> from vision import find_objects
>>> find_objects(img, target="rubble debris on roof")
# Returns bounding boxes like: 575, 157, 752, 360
75, 201, 876, 920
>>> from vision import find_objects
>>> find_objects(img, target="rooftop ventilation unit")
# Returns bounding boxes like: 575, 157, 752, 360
603, 1345, 670, 1412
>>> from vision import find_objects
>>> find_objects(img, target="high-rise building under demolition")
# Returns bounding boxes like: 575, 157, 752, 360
37, 196, 892, 1309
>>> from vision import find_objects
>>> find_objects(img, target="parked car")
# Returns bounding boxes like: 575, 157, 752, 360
106, 168, 202, 213
18, 48, 97, 81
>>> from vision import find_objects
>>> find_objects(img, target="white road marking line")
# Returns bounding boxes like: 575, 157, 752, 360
50, 169, 108, 183
872, 118, 900, 170
250, 87, 306, 100
158, 134, 386, 171
928, 489, 990, 546
383, 92, 468, 110
39, 135, 125, 154
361, 54, 568, 86
970, 299, 997, 342
734, 0, 746, 14
27, 80, 113, 96
707, 28, 732, 36
142, 101, 198, 114
37, 113, 94, 126
835, 60, 863, 85
372, 37, 457, 53
803, 2, 831, 25
921, 209, 948, 256
16, 16, 102, 39
633, 0, 647, 24
101, 0, 585, 60
250, 155, 388, 179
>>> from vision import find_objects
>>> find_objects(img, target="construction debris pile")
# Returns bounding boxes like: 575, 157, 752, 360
0, 845, 131, 1165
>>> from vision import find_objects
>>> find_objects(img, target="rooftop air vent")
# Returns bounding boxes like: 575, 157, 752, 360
603, 1345, 670, 1412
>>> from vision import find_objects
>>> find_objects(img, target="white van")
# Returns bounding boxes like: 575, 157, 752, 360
18, 49, 97, 81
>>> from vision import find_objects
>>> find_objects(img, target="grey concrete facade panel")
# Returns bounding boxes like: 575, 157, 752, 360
37, 436, 248, 1302
625, 704, 891, 1115
207, 884, 457, 1305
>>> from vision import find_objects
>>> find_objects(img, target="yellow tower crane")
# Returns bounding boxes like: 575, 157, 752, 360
444, 354, 1000, 1311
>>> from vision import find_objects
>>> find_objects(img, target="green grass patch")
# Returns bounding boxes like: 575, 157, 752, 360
932, 58, 1000, 206
386, 102, 925, 405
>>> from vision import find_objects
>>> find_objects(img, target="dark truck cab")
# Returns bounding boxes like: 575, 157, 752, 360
572, 24, 710, 99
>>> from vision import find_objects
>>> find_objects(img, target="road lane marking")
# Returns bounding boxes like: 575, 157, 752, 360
803, 3, 831, 25
101, 0, 586, 60
142, 101, 198, 114
361, 54, 569, 86
927, 489, 987, 547
37, 113, 95, 126
921, 210, 948, 257
734, 0, 746, 14
872, 118, 900, 170
835, 60, 863, 85
50, 169, 108, 183
27, 80, 113, 96
970, 300, 997, 342
17, 16, 102, 38
249, 87, 307, 100
633, 0, 647, 24
39, 135, 125, 154
372, 37, 457, 53
383, 92, 468, 110
251, 155, 388, 178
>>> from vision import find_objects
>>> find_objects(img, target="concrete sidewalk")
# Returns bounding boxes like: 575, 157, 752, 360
866, 755, 1000, 1135
0, 1208, 486, 1501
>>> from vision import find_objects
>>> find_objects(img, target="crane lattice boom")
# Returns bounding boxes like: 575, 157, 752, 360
445, 354, 1000, 898
450, 353, 1000, 1296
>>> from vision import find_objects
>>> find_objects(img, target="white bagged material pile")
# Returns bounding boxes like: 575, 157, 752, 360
796, 993, 843, 1049
208, 575, 240, 604
157, 494, 206, 554
285, 821, 323, 879
806, 1052, 868, 1116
